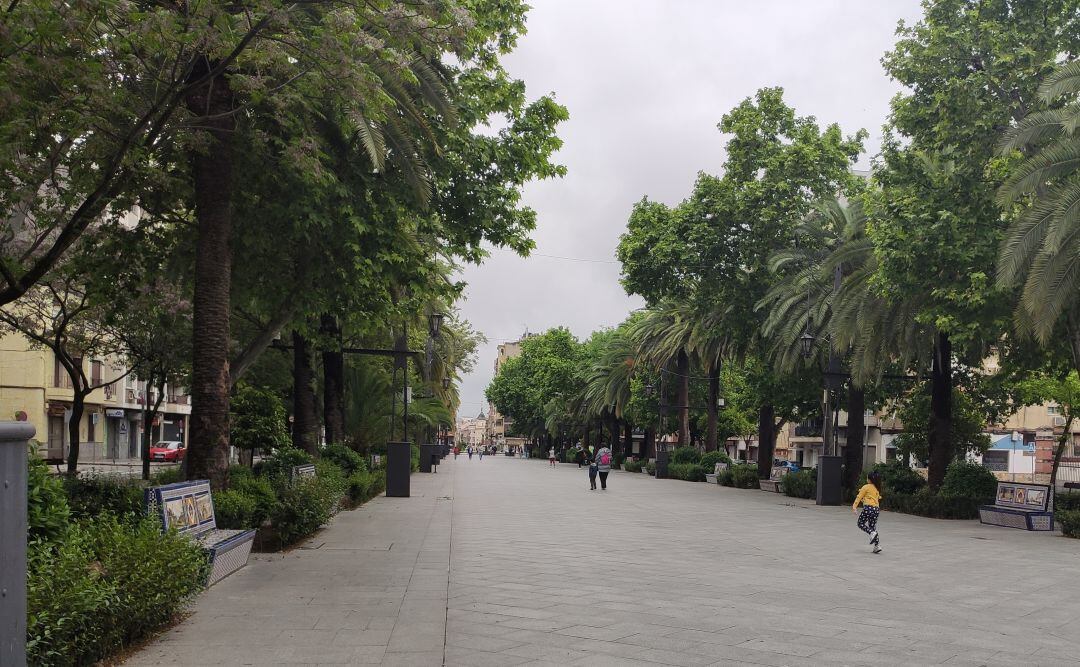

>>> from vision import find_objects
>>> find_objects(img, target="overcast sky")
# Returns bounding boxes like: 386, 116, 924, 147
454, 0, 926, 420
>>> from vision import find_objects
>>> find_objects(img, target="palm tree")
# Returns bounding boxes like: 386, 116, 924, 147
630, 303, 695, 448
998, 59, 1080, 375
759, 197, 930, 487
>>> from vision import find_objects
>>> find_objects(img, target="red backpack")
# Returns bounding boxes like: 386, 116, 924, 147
599, 451, 611, 465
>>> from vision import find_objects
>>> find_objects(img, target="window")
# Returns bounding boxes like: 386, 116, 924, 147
87, 413, 95, 442
1048, 405, 1062, 415
91, 360, 103, 386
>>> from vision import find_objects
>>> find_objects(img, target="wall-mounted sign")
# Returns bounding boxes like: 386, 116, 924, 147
105, 409, 125, 418
14, 410, 27, 421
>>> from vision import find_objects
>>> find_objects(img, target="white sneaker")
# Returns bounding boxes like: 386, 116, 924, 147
869, 531, 878, 545
873, 545, 882, 554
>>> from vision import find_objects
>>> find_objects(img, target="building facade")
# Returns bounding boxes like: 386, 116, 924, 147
0, 331, 191, 462
486, 334, 533, 451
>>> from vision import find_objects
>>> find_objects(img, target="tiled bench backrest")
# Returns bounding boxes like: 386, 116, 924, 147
770, 467, 788, 481
146, 480, 217, 537
291, 463, 316, 481
992, 482, 1051, 511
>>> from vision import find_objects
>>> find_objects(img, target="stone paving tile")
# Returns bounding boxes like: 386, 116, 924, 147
127, 457, 1080, 665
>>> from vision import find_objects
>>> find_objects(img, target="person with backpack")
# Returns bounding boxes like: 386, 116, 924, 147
595, 445, 612, 490
853, 470, 883, 553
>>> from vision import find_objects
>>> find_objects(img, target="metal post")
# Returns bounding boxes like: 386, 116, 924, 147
1, 422, 33, 667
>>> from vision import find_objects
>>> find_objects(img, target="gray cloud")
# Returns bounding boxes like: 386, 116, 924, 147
456, 0, 924, 418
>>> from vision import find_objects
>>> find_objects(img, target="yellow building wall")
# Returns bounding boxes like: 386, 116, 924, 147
0, 331, 49, 445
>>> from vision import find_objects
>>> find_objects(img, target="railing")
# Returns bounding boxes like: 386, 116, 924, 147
1057, 462, 1080, 488
794, 420, 823, 437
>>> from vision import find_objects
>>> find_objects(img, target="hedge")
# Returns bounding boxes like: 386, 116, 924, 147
667, 463, 707, 482
881, 490, 990, 520
27, 454, 207, 667
1055, 491, 1080, 512
1058, 510, 1080, 538
699, 450, 732, 471
623, 459, 644, 473
719, 463, 759, 489
780, 470, 816, 499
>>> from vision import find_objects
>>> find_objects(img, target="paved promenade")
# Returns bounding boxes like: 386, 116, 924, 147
127, 456, 1080, 666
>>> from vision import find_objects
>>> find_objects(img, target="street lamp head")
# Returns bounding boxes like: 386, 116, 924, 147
799, 331, 815, 358
643, 383, 655, 397
429, 312, 445, 338
442, 376, 451, 390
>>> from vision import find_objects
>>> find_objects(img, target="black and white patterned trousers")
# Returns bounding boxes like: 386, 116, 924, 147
857, 506, 879, 535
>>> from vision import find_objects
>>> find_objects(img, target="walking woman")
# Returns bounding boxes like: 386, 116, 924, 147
853, 471, 883, 553
595, 445, 612, 490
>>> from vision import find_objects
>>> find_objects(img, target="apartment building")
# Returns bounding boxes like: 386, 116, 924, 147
486, 333, 534, 451
0, 330, 191, 462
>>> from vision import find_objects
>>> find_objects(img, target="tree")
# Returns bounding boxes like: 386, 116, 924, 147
487, 328, 583, 440
0, 277, 126, 472
230, 384, 290, 460
869, 0, 1080, 488
997, 59, 1080, 375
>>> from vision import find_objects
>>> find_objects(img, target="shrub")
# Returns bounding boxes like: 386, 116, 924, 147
699, 450, 732, 471
645, 461, 656, 475
530, 448, 542, 459
148, 466, 184, 486
874, 460, 926, 495
321, 443, 367, 476
266, 460, 347, 546
27, 514, 208, 666
410, 443, 420, 472
1056, 492, 1080, 512
881, 488, 984, 519
940, 460, 998, 499
28, 454, 70, 541
623, 459, 644, 473
670, 447, 701, 464
667, 463, 707, 482
729, 463, 760, 489
718, 467, 734, 486
781, 470, 816, 499
232, 474, 277, 523
346, 469, 385, 505
213, 489, 261, 529
1058, 510, 1080, 538
257, 446, 313, 483
62, 474, 144, 520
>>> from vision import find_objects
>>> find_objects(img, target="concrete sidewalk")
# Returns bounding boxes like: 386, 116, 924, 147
127, 457, 1080, 666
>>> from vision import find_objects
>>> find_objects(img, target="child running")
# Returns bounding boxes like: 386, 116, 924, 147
853, 471, 883, 553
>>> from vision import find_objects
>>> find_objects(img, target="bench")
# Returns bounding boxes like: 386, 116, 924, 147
759, 467, 787, 493
979, 482, 1054, 531
290, 463, 316, 481
705, 462, 728, 485
145, 480, 256, 586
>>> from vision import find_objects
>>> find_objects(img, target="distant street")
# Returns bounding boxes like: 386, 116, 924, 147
128, 457, 1080, 666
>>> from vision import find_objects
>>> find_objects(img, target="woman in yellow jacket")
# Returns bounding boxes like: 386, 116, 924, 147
853, 471, 883, 553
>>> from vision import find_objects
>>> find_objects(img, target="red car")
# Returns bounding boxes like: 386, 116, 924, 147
150, 440, 186, 462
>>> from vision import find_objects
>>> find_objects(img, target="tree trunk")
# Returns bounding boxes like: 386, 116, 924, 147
608, 412, 619, 452
142, 375, 167, 481
706, 365, 720, 452
756, 404, 776, 479
292, 330, 319, 454
928, 332, 953, 490
321, 315, 345, 446
1049, 413, 1075, 489
844, 387, 866, 491
66, 390, 86, 474
583, 427, 590, 450
186, 60, 236, 491
676, 350, 690, 447
622, 420, 633, 459
644, 426, 655, 460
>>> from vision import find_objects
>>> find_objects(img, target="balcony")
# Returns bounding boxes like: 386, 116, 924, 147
794, 419, 823, 438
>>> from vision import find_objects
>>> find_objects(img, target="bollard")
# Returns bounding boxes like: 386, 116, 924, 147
386, 441, 411, 497
0, 422, 33, 667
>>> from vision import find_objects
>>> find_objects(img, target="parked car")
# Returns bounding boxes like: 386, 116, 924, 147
773, 460, 800, 473
150, 440, 186, 462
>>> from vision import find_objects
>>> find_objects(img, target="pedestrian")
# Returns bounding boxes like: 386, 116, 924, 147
853, 470, 883, 554
595, 444, 612, 490
587, 449, 598, 490
479, 447, 484, 461
467, 446, 473, 460
548, 446, 556, 468
453, 446, 459, 460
